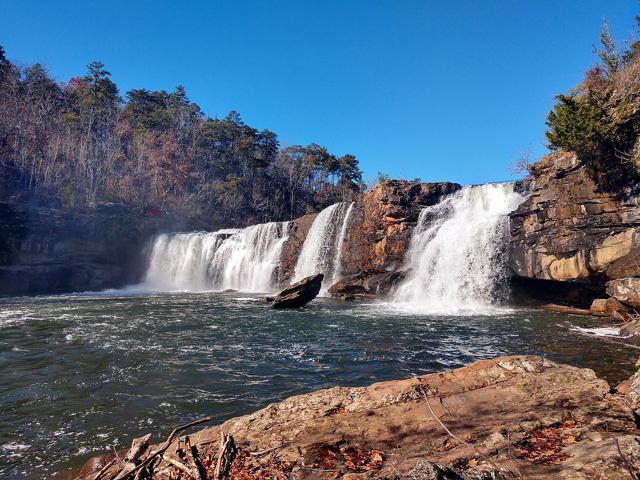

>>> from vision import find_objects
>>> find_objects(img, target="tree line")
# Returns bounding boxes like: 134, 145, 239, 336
0, 47, 363, 227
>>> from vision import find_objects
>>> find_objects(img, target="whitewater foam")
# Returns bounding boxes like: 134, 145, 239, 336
392, 183, 525, 314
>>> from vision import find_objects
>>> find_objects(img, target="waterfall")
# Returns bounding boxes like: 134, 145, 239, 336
329, 202, 355, 286
293, 202, 352, 285
393, 183, 525, 313
141, 222, 289, 293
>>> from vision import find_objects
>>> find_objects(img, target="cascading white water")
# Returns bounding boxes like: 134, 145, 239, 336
329, 201, 355, 286
393, 183, 525, 313
293, 202, 352, 285
141, 222, 289, 293
209, 221, 290, 292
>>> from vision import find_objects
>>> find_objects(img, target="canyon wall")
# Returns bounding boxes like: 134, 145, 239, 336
508, 152, 640, 305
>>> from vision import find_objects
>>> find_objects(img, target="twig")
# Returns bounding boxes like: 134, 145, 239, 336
214, 431, 237, 479
420, 387, 506, 474
184, 435, 204, 480
93, 458, 116, 480
248, 444, 287, 456
616, 437, 639, 480
161, 455, 192, 476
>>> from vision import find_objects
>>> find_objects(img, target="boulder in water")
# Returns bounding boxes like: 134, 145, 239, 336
328, 269, 406, 297
271, 274, 323, 308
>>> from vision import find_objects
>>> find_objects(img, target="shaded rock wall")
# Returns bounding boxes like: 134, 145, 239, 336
0, 202, 179, 295
509, 152, 640, 287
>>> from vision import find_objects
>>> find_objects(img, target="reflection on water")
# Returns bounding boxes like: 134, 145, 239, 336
0, 291, 636, 478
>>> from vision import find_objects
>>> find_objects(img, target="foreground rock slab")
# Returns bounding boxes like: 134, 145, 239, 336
75, 356, 640, 479
271, 273, 323, 308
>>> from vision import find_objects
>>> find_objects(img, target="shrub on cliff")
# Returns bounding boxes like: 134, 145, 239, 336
545, 17, 640, 191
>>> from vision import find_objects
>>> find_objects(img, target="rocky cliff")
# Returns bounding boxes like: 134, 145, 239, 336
509, 151, 640, 305
339, 180, 460, 275
0, 202, 180, 295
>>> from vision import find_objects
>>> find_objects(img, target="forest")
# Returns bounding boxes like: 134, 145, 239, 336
0, 46, 363, 227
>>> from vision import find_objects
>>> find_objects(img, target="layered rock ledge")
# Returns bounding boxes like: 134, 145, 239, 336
75, 355, 640, 479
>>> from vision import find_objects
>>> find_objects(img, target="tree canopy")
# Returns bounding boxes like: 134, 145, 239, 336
0, 49, 363, 227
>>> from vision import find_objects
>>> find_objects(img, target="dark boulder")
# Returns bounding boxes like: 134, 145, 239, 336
271, 274, 323, 309
328, 269, 407, 297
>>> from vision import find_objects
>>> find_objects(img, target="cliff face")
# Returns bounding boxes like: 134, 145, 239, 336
509, 152, 640, 286
0, 202, 179, 295
339, 180, 461, 275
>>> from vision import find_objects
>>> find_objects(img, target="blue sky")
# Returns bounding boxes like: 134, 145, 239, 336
1, 0, 638, 184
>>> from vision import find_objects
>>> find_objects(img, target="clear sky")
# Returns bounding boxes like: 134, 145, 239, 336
1, 0, 638, 185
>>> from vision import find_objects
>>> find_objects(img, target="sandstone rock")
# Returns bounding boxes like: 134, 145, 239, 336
75, 355, 640, 479
328, 269, 407, 297
606, 277, 640, 308
589, 296, 629, 316
509, 152, 640, 287
271, 274, 323, 308
339, 181, 460, 275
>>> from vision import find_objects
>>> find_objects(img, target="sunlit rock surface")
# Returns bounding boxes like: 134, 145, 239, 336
75, 355, 640, 479
509, 152, 640, 284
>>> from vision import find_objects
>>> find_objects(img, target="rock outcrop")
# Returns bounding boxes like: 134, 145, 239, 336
339, 181, 460, 275
0, 202, 178, 295
607, 277, 640, 309
75, 355, 640, 480
271, 273, 323, 308
509, 152, 640, 309
328, 269, 407, 298
510, 152, 640, 284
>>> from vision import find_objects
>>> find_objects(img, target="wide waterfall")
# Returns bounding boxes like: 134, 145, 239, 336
293, 202, 353, 286
141, 222, 289, 293
393, 183, 525, 313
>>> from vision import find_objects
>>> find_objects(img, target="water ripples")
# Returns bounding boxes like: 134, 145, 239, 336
0, 291, 637, 478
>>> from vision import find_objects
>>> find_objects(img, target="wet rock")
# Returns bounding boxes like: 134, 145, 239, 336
271, 274, 323, 308
279, 213, 318, 284
606, 277, 640, 309
75, 355, 640, 479
328, 269, 407, 297
339, 181, 460, 275
621, 319, 640, 346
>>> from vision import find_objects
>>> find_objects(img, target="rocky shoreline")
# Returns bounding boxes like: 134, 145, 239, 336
74, 355, 640, 479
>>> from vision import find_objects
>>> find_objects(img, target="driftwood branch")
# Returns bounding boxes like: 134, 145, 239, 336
92, 457, 116, 480
214, 431, 237, 479
112, 417, 212, 480
113, 434, 152, 480
161, 455, 192, 476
